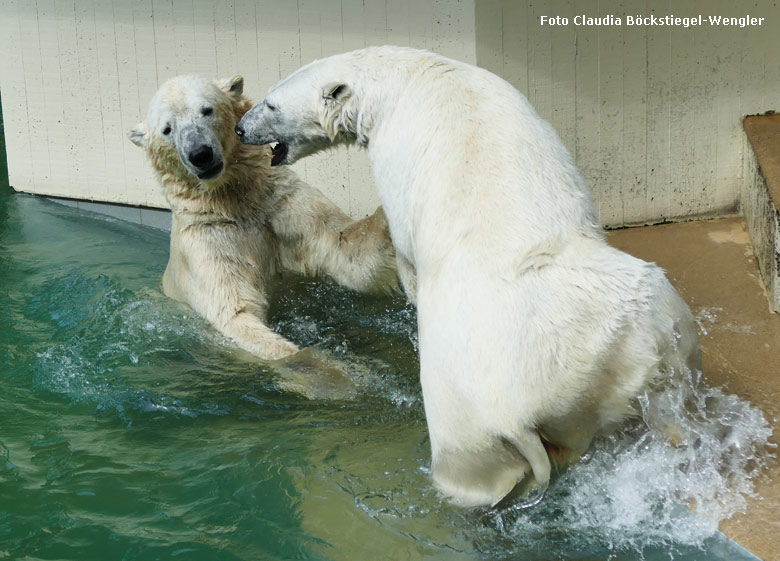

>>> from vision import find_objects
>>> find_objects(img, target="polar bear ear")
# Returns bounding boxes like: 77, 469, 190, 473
128, 122, 148, 148
323, 82, 351, 103
217, 75, 244, 99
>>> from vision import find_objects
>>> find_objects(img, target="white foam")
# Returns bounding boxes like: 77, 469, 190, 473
489, 365, 774, 552
694, 306, 723, 336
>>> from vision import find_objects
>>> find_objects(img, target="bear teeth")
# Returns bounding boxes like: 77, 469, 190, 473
270, 142, 288, 166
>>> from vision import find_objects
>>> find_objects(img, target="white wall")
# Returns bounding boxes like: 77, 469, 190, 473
476, 0, 780, 226
0, 0, 476, 217
2, 0, 779, 226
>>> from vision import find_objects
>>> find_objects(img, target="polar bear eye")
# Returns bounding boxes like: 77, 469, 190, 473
162, 125, 172, 136
201, 106, 213, 117
264, 101, 276, 112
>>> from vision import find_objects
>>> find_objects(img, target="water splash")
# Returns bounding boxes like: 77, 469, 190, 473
694, 307, 723, 336
476, 366, 774, 557
26, 269, 237, 423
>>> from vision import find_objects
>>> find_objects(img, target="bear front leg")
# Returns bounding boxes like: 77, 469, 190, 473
395, 252, 417, 304
269, 171, 398, 293
329, 205, 399, 293
216, 309, 361, 399
220, 310, 299, 360
169, 246, 300, 361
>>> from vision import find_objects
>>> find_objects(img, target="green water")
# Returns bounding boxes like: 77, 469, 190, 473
0, 181, 768, 560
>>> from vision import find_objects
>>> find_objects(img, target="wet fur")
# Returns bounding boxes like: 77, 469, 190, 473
236, 47, 702, 505
131, 75, 397, 360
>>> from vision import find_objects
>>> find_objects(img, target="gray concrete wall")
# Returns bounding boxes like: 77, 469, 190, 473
0, 0, 477, 218
2, 1, 779, 227
476, 0, 780, 226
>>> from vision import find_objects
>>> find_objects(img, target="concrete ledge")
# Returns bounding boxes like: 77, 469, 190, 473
41, 195, 172, 231
742, 115, 780, 313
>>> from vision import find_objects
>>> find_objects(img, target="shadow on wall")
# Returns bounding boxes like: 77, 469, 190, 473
0, 91, 8, 192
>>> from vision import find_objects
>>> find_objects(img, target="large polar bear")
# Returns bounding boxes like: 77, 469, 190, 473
234, 47, 701, 507
129, 74, 397, 361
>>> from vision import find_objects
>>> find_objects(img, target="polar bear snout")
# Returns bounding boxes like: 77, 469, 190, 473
235, 110, 274, 147
234, 114, 289, 166
177, 126, 225, 181
188, 144, 214, 167
186, 143, 223, 180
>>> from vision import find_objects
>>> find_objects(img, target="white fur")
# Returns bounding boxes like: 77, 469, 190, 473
130, 74, 397, 361
236, 47, 701, 506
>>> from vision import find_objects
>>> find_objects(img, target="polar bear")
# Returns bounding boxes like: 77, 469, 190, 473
234, 47, 701, 507
129, 74, 397, 361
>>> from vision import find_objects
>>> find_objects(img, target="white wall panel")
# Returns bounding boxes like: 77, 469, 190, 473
475, 0, 780, 226
6, 0, 773, 226
0, 0, 476, 217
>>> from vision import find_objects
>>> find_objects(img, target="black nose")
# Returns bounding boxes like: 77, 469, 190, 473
234, 124, 244, 137
188, 145, 213, 167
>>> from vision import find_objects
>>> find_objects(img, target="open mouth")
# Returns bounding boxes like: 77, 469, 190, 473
196, 161, 224, 180
270, 142, 288, 166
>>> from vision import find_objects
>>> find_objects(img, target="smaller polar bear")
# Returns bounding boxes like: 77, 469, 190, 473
235, 47, 702, 507
129, 74, 396, 361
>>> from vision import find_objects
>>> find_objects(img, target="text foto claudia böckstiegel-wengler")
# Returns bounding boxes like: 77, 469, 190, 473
539, 14, 765, 28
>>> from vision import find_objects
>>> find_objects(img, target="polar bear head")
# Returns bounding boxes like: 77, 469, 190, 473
235, 57, 358, 166
129, 75, 251, 185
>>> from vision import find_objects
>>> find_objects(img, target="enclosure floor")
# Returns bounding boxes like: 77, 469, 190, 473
609, 217, 780, 561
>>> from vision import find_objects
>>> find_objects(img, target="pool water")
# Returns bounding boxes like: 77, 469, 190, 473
0, 188, 772, 561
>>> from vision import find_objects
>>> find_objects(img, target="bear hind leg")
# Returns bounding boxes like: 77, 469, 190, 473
501, 428, 552, 506
432, 428, 550, 508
